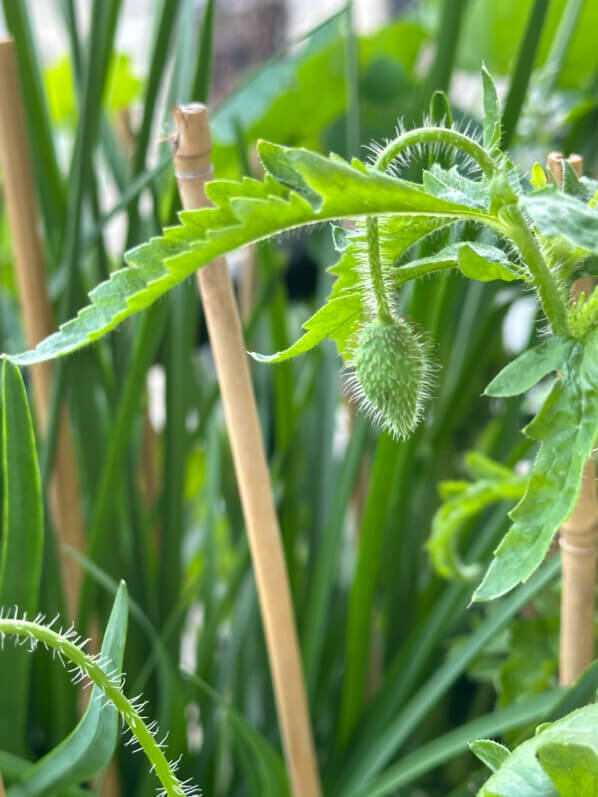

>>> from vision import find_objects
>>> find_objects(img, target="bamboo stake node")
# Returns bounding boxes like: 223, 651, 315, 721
172, 103, 322, 797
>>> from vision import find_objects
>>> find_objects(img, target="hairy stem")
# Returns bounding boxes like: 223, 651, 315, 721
501, 206, 569, 335
366, 217, 393, 321
374, 127, 498, 178
0, 618, 194, 797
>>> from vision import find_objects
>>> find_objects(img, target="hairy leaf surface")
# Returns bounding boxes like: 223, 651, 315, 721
474, 329, 598, 601
485, 336, 576, 397
521, 187, 598, 254
4, 143, 489, 365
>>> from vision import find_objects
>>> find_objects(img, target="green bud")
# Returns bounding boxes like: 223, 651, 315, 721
351, 315, 433, 440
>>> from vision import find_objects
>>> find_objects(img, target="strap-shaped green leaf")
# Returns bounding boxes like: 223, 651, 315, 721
474, 329, 598, 601
485, 336, 575, 397
481, 65, 501, 152
3, 142, 490, 366
0, 363, 44, 755
477, 704, 598, 796
9, 583, 128, 796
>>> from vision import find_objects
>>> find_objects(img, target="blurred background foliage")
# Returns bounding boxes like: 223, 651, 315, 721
0, 0, 597, 795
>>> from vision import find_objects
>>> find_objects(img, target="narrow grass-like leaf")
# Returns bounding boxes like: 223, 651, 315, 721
11, 583, 128, 795
0, 362, 44, 755
337, 556, 561, 795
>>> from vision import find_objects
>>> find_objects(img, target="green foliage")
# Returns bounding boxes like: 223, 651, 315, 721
475, 704, 598, 796
2, 2, 598, 796
0, 363, 44, 755
8, 584, 128, 796
475, 329, 598, 601
427, 452, 526, 580
569, 286, 598, 339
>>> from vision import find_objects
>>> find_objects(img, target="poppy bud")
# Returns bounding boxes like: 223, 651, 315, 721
351, 315, 433, 439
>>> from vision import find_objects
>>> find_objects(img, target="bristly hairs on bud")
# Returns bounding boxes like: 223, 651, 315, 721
0, 609, 201, 797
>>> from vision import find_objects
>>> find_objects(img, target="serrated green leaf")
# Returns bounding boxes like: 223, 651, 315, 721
481, 65, 501, 151
0, 363, 44, 755
521, 187, 598, 254
250, 294, 361, 363
10, 583, 128, 796
5, 143, 490, 366
423, 164, 489, 210
485, 336, 575, 397
474, 329, 598, 601
428, 464, 525, 581
537, 742, 598, 796
471, 739, 511, 773
477, 705, 598, 797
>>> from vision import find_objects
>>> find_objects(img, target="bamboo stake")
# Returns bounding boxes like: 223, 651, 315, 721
0, 38, 86, 619
547, 152, 598, 685
172, 103, 322, 797
0, 770, 5, 797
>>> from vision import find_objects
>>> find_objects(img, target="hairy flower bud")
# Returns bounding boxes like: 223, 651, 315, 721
350, 315, 433, 440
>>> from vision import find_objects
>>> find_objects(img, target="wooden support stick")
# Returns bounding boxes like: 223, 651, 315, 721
0, 38, 86, 619
548, 152, 598, 685
172, 103, 322, 797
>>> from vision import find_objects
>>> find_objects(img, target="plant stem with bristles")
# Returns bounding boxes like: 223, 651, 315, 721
0, 616, 197, 797
374, 127, 498, 178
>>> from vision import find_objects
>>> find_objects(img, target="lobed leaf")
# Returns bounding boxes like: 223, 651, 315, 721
4, 143, 490, 366
474, 328, 598, 601
485, 336, 575, 397
521, 187, 598, 254
402, 242, 522, 285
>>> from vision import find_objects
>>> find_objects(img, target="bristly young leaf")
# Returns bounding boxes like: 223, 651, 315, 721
474, 328, 598, 601
402, 242, 522, 285
11, 583, 128, 795
485, 336, 576, 397
477, 704, 598, 797
3, 142, 491, 366
0, 362, 44, 755
481, 65, 501, 152
521, 187, 598, 254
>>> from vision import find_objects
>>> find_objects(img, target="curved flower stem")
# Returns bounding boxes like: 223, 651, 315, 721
366, 217, 392, 321
374, 127, 498, 178
500, 206, 569, 335
0, 618, 192, 797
